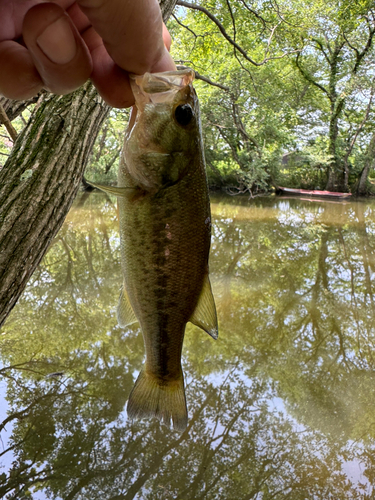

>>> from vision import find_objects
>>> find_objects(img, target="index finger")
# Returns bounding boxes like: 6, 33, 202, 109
76, 0, 174, 75
0, 41, 43, 99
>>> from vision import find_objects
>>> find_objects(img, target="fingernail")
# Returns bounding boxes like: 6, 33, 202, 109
37, 15, 77, 65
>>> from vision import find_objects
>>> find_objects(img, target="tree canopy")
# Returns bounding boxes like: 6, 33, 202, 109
165, 0, 375, 194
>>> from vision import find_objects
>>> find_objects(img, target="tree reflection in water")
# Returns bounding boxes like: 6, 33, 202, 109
1, 193, 375, 499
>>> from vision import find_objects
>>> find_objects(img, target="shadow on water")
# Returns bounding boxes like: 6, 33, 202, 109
1, 193, 375, 498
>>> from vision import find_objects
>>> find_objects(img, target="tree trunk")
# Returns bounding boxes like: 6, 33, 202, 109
159, 0, 177, 21
325, 115, 342, 191
356, 132, 375, 196
325, 104, 346, 191
0, 82, 110, 327
325, 45, 347, 192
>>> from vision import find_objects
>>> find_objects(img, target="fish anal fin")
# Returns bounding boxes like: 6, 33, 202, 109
117, 286, 138, 328
127, 368, 187, 432
189, 274, 218, 340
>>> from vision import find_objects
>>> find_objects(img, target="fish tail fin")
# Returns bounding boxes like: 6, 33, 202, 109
127, 368, 187, 432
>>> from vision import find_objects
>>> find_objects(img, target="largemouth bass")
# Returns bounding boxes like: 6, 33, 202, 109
90, 68, 218, 432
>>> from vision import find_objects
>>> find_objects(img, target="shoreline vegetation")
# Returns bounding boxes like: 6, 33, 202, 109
3, 0, 375, 200
83, 164, 375, 199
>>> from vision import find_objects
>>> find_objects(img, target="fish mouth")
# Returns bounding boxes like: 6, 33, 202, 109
126, 68, 196, 139
129, 68, 195, 110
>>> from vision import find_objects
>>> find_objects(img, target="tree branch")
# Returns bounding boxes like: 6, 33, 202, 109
176, 65, 230, 90
352, 20, 375, 74
172, 12, 198, 40
0, 103, 18, 142
177, 0, 289, 66
310, 38, 331, 65
195, 71, 230, 91
232, 102, 261, 156
265, 21, 282, 59
0, 93, 42, 122
295, 52, 330, 98
225, 0, 237, 43
239, 0, 269, 29
270, 0, 300, 28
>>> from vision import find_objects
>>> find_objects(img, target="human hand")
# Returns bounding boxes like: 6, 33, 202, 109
0, 0, 175, 107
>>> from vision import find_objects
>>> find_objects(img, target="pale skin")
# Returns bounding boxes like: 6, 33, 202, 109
0, 0, 175, 107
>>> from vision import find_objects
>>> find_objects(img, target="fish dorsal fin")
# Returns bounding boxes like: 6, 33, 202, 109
86, 180, 134, 198
189, 274, 218, 340
117, 286, 138, 328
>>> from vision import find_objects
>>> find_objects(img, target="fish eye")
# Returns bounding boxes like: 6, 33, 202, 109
174, 104, 194, 126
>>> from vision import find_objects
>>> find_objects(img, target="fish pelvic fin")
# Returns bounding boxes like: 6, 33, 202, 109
86, 180, 135, 198
117, 286, 138, 328
189, 274, 218, 340
127, 369, 188, 432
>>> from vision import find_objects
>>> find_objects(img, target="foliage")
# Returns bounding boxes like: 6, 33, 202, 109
169, 0, 375, 193
85, 108, 129, 184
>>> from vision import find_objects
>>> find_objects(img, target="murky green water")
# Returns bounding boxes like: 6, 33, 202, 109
2, 192, 375, 499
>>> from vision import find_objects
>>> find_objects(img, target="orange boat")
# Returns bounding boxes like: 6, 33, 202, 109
277, 186, 352, 198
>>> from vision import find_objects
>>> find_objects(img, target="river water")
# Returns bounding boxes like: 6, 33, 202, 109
1, 192, 375, 499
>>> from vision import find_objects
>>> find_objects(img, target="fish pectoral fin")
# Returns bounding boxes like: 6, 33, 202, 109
86, 180, 135, 198
189, 274, 218, 340
127, 368, 188, 432
117, 286, 138, 327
